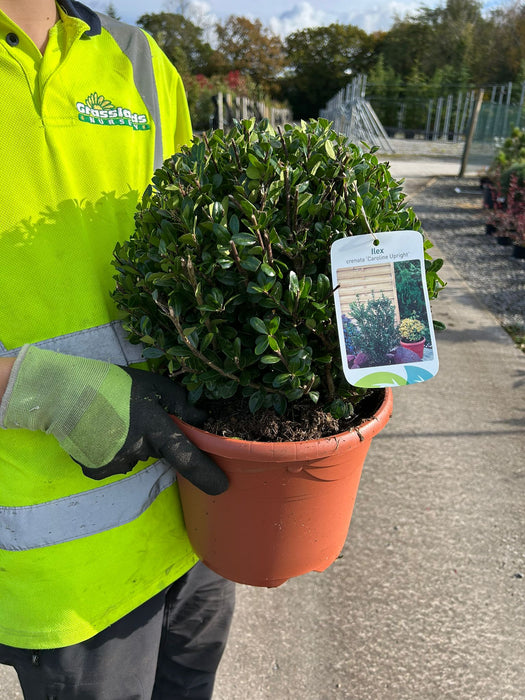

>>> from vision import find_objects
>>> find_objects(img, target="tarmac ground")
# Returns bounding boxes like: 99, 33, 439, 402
1, 140, 524, 699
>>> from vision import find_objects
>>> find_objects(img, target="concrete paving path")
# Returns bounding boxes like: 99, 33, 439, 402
214, 239, 525, 700
1, 146, 524, 699
211, 156, 525, 699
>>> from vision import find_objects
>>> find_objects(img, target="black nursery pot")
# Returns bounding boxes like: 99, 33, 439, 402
496, 235, 512, 246
482, 184, 494, 209
512, 244, 525, 259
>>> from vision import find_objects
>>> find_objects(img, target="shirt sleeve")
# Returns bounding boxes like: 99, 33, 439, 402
142, 31, 194, 157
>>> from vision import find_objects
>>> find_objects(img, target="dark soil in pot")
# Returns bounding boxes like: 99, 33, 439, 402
201, 389, 385, 442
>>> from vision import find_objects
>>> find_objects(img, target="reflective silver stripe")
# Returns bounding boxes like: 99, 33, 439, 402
0, 321, 144, 365
98, 14, 164, 171
0, 460, 176, 551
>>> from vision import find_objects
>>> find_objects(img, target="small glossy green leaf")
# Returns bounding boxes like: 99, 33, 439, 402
325, 139, 336, 159
201, 333, 215, 351
260, 354, 280, 364
249, 391, 265, 413
250, 317, 267, 334
317, 274, 331, 298
254, 337, 269, 355
141, 347, 165, 359
246, 165, 262, 179
267, 336, 280, 352
285, 387, 304, 401
308, 391, 320, 404
272, 373, 291, 388
229, 214, 240, 235
232, 232, 255, 246
268, 316, 280, 334
289, 271, 299, 295
240, 256, 260, 272
272, 394, 288, 415
260, 263, 276, 277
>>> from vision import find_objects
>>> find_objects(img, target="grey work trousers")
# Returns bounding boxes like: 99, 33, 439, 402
0, 561, 236, 699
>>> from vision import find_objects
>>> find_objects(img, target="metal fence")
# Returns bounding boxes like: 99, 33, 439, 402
368, 91, 478, 143
319, 76, 394, 152
210, 92, 292, 130
321, 76, 525, 169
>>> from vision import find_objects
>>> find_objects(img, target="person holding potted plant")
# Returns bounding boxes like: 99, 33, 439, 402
0, 2, 234, 698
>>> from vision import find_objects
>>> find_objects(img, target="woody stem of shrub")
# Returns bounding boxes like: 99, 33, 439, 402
283, 168, 293, 233
229, 240, 250, 285
202, 131, 219, 173
352, 182, 375, 236
226, 196, 269, 254
325, 363, 336, 402
161, 301, 282, 395
250, 214, 274, 264
161, 299, 327, 403
231, 140, 243, 170
182, 256, 216, 343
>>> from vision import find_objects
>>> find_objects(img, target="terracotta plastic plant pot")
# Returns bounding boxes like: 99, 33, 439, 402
171, 388, 393, 587
400, 338, 425, 359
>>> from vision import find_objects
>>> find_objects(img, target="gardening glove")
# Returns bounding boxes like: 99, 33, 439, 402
0, 345, 228, 495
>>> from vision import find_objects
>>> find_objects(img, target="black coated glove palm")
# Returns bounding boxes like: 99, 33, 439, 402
81, 367, 229, 495
1, 346, 228, 495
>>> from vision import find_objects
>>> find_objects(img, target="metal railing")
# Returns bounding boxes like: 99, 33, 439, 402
211, 92, 292, 130
320, 76, 394, 152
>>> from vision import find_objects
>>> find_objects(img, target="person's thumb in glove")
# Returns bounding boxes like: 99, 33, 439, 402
0, 345, 228, 495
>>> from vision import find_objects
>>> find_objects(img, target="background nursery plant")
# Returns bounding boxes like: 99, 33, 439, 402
113, 118, 445, 440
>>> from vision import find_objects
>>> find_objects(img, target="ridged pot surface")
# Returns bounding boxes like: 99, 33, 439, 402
173, 388, 393, 587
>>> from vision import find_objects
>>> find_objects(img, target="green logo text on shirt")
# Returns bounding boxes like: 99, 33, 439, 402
76, 93, 150, 130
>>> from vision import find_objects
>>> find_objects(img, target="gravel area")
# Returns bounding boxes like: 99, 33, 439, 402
410, 175, 525, 339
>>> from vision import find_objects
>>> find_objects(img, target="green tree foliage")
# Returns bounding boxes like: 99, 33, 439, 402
375, 17, 433, 79
137, 12, 213, 78
475, 3, 525, 84
366, 55, 402, 127
283, 23, 372, 119
137, 3, 525, 123
422, 0, 482, 76
213, 16, 285, 95
377, 0, 483, 80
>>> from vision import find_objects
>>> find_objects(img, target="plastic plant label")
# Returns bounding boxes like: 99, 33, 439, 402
331, 231, 439, 388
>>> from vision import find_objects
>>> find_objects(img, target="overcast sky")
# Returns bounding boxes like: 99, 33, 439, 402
90, 0, 501, 37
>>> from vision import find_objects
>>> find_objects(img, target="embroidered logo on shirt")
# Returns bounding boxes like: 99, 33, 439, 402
76, 93, 150, 130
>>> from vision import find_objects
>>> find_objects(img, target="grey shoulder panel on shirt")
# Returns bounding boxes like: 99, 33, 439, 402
97, 13, 163, 171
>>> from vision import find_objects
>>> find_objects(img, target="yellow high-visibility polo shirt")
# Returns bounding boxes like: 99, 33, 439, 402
0, 2, 199, 648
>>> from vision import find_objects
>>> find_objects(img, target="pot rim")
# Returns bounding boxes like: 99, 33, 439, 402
171, 388, 393, 462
